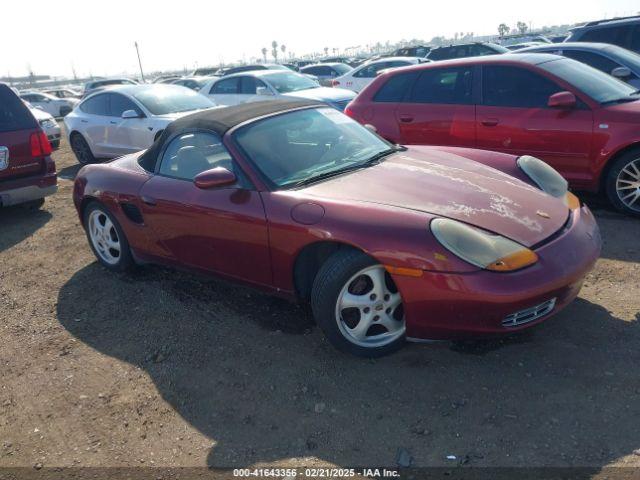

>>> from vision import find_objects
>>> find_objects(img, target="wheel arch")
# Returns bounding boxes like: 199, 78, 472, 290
600, 141, 640, 192
153, 129, 164, 142
292, 240, 372, 300
78, 196, 100, 227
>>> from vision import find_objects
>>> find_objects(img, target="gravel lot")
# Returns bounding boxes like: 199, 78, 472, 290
1, 132, 639, 472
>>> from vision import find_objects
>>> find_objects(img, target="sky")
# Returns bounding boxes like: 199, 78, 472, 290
3, 0, 639, 78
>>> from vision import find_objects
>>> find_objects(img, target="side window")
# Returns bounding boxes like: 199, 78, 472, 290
159, 131, 249, 186
314, 66, 332, 76
373, 72, 419, 102
80, 94, 109, 115
239, 77, 266, 94
562, 50, 621, 75
302, 67, 320, 76
354, 64, 382, 78
211, 78, 239, 94
386, 61, 410, 69
409, 67, 473, 104
632, 25, 640, 52
474, 45, 498, 56
108, 93, 140, 117
581, 25, 634, 49
21, 94, 35, 102
482, 66, 562, 108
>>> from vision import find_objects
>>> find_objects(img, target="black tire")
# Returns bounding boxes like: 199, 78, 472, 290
20, 198, 45, 210
51, 140, 60, 150
311, 249, 406, 358
70, 133, 96, 165
83, 202, 135, 272
605, 148, 640, 217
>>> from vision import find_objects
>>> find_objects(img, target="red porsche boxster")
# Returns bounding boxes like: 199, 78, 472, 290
73, 99, 601, 357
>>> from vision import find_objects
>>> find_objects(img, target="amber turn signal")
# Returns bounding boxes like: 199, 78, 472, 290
565, 191, 581, 210
385, 265, 424, 277
486, 249, 539, 272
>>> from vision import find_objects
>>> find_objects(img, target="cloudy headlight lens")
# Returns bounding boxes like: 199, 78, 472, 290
431, 218, 538, 272
517, 155, 580, 209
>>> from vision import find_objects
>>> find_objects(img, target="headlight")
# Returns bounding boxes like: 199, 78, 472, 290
431, 218, 538, 272
517, 155, 580, 210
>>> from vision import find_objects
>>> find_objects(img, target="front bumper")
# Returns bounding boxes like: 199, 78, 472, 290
0, 173, 57, 207
395, 205, 601, 340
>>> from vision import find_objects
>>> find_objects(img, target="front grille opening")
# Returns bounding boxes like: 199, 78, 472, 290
502, 298, 557, 328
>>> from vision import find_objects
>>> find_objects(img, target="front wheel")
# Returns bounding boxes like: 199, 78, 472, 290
311, 249, 406, 357
83, 202, 134, 272
605, 150, 640, 217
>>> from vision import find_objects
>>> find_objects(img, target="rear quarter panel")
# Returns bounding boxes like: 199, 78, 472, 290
74, 158, 160, 257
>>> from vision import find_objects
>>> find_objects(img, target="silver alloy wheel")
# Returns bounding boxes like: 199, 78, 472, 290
616, 158, 640, 212
88, 210, 121, 265
335, 265, 405, 348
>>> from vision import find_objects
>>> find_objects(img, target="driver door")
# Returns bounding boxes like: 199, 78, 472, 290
105, 93, 153, 154
139, 130, 272, 287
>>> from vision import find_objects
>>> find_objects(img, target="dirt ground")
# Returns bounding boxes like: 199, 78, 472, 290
1, 132, 639, 474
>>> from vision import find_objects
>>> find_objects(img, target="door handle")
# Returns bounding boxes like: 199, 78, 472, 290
80, 119, 88, 123
481, 118, 499, 127
399, 115, 414, 123
110, 121, 117, 125
141, 196, 157, 206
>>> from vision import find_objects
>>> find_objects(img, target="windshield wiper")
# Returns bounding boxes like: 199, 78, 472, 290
285, 147, 401, 189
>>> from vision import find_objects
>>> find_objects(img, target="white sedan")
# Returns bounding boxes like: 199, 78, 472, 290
331, 57, 426, 92
64, 84, 216, 164
199, 70, 356, 111
20, 91, 79, 117
25, 102, 61, 149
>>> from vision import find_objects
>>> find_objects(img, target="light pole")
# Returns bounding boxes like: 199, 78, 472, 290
134, 41, 145, 82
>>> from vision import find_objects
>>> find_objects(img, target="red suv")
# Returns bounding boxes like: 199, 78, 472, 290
346, 54, 640, 216
0, 83, 57, 209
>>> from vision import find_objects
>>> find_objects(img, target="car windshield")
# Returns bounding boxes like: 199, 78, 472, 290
133, 87, 214, 115
234, 107, 394, 189
607, 46, 640, 71
265, 72, 319, 93
540, 57, 638, 104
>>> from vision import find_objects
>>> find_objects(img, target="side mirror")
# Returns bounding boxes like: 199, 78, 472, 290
255, 86, 273, 96
122, 109, 141, 119
194, 167, 236, 189
611, 66, 632, 79
548, 91, 576, 109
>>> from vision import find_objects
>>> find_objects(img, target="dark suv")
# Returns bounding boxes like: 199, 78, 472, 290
426, 42, 509, 61
567, 16, 640, 53
0, 83, 57, 209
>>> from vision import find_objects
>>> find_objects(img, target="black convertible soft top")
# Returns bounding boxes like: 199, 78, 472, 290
139, 98, 324, 171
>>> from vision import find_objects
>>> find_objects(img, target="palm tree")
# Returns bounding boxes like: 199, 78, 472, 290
324, 47, 329, 56
261, 48, 267, 63
516, 21, 528, 34
498, 23, 509, 37
271, 40, 278, 62
280, 44, 286, 62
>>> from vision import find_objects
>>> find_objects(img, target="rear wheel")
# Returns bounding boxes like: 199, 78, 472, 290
606, 149, 640, 217
83, 202, 134, 272
71, 133, 96, 165
51, 140, 60, 150
311, 249, 406, 357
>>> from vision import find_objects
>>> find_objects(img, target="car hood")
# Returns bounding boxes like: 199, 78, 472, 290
283, 86, 356, 103
300, 147, 569, 247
